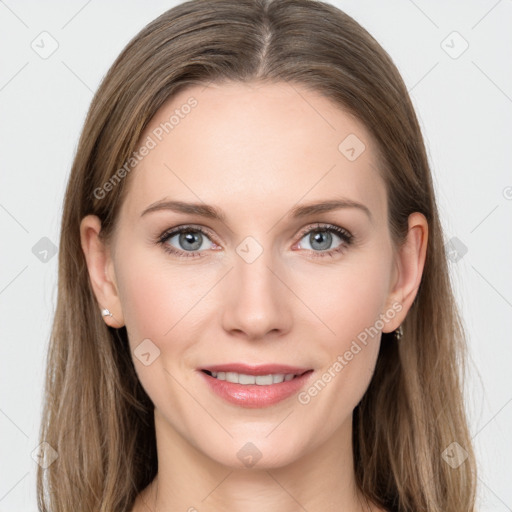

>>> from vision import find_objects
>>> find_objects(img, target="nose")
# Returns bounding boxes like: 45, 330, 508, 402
220, 244, 293, 341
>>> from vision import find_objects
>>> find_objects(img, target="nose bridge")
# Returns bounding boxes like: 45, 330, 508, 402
234, 233, 281, 302
235, 239, 276, 291
221, 233, 290, 338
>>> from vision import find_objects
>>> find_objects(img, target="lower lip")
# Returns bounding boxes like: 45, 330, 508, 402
198, 370, 314, 408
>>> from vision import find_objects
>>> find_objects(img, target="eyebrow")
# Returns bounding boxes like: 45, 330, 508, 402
140, 198, 372, 222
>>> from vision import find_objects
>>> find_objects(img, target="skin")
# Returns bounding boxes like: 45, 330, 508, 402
80, 81, 427, 512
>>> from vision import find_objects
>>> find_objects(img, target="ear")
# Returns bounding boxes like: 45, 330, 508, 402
382, 212, 428, 333
80, 215, 125, 328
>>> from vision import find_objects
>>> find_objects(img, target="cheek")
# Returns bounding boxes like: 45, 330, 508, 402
114, 251, 203, 404
300, 251, 392, 344
115, 246, 195, 337
117, 265, 172, 342
294, 264, 390, 424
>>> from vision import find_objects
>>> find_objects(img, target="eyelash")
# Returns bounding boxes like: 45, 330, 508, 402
156, 223, 354, 259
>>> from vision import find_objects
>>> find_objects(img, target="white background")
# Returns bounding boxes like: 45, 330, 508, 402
0, 1, 511, 510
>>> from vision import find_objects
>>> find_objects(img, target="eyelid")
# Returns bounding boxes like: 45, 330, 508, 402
158, 222, 352, 244
295, 222, 353, 241
158, 223, 218, 243
157, 222, 354, 258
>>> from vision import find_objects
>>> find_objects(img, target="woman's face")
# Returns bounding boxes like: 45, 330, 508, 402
91, 81, 411, 469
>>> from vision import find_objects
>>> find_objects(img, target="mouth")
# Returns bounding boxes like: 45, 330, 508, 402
201, 369, 310, 385
198, 364, 314, 408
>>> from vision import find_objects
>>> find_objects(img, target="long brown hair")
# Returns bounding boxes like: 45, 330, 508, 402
37, 1, 478, 510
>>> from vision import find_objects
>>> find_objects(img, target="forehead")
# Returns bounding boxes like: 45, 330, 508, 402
120, 81, 387, 225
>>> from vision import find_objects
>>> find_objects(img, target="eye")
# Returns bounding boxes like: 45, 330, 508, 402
157, 223, 354, 259
295, 223, 353, 258
157, 225, 218, 258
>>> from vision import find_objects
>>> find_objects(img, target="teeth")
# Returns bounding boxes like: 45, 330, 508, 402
209, 371, 297, 385
226, 372, 238, 383
256, 374, 273, 385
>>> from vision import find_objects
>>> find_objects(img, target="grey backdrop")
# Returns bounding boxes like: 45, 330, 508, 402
0, 1, 511, 510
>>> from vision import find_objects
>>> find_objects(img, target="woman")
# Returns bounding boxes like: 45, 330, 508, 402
37, 0, 478, 511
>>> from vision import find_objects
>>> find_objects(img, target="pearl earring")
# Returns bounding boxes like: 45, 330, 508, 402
101, 308, 113, 317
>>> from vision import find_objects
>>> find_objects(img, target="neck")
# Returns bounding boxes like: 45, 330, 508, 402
136, 409, 373, 512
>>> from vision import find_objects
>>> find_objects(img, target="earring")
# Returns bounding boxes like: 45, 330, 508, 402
101, 308, 113, 317
395, 324, 403, 340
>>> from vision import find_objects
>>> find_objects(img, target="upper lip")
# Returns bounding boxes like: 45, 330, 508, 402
200, 363, 312, 376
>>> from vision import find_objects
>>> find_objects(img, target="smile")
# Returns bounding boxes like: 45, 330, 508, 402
198, 365, 314, 408
203, 370, 301, 385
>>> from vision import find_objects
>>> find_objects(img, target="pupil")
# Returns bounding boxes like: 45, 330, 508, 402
180, 231, 202, 251
311, 231, 331, 250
